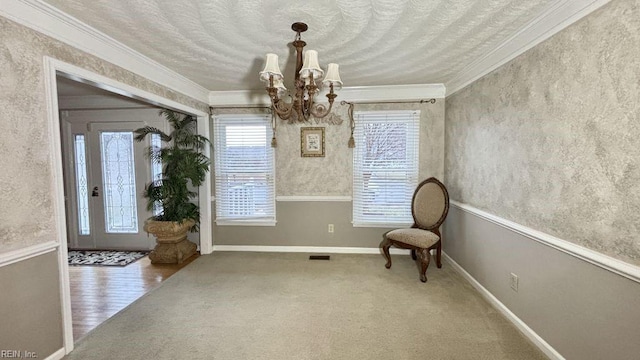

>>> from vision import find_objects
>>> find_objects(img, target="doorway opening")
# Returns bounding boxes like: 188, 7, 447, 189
46, 59, 212, 350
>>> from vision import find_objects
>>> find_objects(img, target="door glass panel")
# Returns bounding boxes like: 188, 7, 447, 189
150, 133, 163, 217
73, 134, 90, 235
100, 131, 138, 233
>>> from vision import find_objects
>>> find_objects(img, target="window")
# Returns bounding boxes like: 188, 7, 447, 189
150, 133, 163, 217
352, 110, 420, 227
73, 134, 90, 235
213, 114, 276, 225
100, 131, 139, 233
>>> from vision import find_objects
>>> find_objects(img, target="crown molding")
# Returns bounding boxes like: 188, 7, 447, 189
445, 0, 612, 96
0, 0, 210, 103
209, 84, 446, 106
209, 90, 272, 107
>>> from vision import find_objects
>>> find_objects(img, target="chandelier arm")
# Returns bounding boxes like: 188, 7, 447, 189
272, 95, 294, 120
309, 100, 333, 118
309, 83, 337, 118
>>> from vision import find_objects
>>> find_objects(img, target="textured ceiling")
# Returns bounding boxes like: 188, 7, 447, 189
43, 0, 557, 92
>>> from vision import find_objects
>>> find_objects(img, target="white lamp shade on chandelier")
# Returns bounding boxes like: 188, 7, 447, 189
323, 63, 343, 89
272, 77, 287, 96
259, 53, 283, 82
259, 22, 342, 123
259, 52, 341, 89
299, 50, 323, 80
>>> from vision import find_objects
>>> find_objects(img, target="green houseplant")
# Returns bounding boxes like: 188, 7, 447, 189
134, 109, 210, 264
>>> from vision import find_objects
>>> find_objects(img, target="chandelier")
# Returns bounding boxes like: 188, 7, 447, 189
259, 22, 343, 123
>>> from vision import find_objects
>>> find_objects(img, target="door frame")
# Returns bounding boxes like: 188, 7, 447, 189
43, 57, 213, 354
62, 115, 164, 250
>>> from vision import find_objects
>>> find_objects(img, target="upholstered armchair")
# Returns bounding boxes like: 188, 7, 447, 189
380, 177, 450, 282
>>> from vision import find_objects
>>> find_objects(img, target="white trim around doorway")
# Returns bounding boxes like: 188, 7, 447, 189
42, 56, 213, 355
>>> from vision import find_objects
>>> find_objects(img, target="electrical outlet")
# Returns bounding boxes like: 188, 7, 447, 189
328, 224, 334, 233
510, 273, 519, 292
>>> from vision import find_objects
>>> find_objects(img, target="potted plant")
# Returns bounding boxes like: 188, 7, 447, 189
134, 109, 210, 264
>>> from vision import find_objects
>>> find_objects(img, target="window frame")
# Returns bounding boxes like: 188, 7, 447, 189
213, 114, 277, 226
352, 110, 420, 228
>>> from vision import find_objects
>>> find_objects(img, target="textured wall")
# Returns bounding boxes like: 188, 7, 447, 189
275, 101, 444, 196
445, 0, 640, 265
0, 16, 208, 254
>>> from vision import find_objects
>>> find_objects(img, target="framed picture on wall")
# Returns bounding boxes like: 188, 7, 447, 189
300, 127, 325, 157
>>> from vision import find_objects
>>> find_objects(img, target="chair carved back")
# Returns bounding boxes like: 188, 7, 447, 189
411, 177, 449, 230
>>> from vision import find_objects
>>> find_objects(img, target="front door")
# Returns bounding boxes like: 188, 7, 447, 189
64, 120, 154, 250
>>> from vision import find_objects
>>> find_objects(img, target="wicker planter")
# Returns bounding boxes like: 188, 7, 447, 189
144, 219, 197, 264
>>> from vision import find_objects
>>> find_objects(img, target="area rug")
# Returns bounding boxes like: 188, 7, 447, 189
68, 250, 149, 266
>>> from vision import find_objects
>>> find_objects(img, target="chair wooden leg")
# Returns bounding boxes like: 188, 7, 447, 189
436, 241, 442, 268
381, 237, 392, 269
417, 248, 431, 282
411, 249, 417, 260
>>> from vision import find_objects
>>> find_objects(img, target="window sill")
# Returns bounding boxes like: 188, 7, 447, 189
352, 222, 412, 228
215, 220, 277, 227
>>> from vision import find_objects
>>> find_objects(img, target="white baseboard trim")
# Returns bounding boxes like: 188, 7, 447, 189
212, 245, 410, 255
443, 252, 565, 360
450, 201, 640, 284
0, 241, 58, 268
44, 347, 66, 360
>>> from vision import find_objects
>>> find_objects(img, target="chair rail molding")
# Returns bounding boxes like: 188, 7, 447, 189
445, 0, 612, 95
0, 0, 210, 103
276, 196, 353, 202
450, 201, 640, 284
0, 241, 58, 268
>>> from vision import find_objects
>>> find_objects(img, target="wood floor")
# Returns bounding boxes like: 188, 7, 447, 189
69, 253, 199, 341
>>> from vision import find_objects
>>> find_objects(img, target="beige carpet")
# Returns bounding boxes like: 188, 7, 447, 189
64, 252, 547, 360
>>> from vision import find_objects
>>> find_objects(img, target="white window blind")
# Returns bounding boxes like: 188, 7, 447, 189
213, 114, 276, 224
352, 110, 420, 226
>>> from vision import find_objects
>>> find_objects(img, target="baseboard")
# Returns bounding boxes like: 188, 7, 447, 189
443, 252, 565, 360
44, 348, 65, 360
212, 245, 410, 255
450, 201, 640, 283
